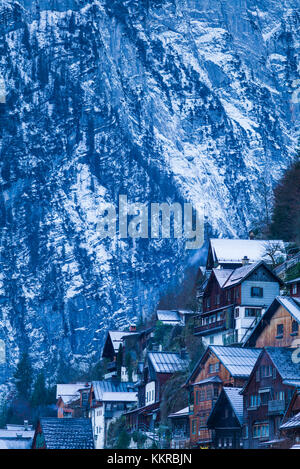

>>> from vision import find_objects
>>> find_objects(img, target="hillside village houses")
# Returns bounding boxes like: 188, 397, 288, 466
28, 237, 300, 449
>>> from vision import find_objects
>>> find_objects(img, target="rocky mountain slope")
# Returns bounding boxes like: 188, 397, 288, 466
0, 0, 299, 383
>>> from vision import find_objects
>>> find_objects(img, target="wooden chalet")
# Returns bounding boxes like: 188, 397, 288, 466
32, 418, 94, 449
244, 296, 300, 348
241, 347, 300, 449
125, 351, 188, 433
194, 261, 282, 346
207, 387, 243, 449
286, 277, 300, 298
185, 345, 261, 447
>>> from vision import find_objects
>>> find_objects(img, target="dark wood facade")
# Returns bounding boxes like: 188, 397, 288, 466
242, 349, 296, 449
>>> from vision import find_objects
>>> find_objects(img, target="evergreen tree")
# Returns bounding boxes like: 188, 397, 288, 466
270, 151, 300, 243
14, 353, 33, 400
31, 371, 47, 407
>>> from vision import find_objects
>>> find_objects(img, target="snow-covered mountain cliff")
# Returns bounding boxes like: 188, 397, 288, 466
0, 0, 299, 382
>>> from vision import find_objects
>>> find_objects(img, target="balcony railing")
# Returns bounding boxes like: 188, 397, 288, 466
268, 400, 285, 415
194, 320, 226, 336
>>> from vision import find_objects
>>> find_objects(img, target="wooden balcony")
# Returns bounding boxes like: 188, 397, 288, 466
268, 400, 285, 415
194, 319, 226, 336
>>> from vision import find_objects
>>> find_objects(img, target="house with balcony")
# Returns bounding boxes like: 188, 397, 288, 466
125, 351, 189, 434
241, 347, 300, 449
185, 345, 261, 448
244, 296, 300, 348
88, 380, 137, 449
194, 261, 282, 347
207, 387, 244, 449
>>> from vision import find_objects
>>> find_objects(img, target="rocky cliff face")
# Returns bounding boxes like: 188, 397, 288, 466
0, 0, 299, 383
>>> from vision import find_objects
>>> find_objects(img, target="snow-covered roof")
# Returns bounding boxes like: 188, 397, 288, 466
56, 383, 90, 404
39, 418, 94, 449
223, 387, 244, 425
148, 352, 188, 374
157, 310, 181, 323
266, 347, 300, 382
213, 268, 233, 287
92, 380, 137, 402
286, 277, 300, 284
209, 239, 285, 265
168, 406, 190, 418
281, 412, 300, 430
108, 331, 138, 353
210, 346, 262, 378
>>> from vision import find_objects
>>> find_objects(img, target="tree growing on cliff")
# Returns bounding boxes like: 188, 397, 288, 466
14, 352, 33, 400
270, 152, 300, 243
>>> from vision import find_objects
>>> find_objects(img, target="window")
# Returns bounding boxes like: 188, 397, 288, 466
276, 324, 284, 337
206, 387, 212, 400
216, 294, 220, 305
253, 422, 269, 439
251, 287, 263, 298
209, 336, 214, 345
249, 394, 260, 407
234, 308, 240, 318
245, 308, 261, 317
293, 284, 297, 295
206, 298, 211, 309
199, 389, 206, 401
261, 365, 273, 378
198, 413, 207, 427
209, 363, 220, 374
192, 420, 197, 435
260, 391, 271, 405
275, 391, 285, 401
213, 387, 219, 398
292, 321, 299, 335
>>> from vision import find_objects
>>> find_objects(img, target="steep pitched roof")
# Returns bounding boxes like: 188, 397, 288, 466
209, 239, 285, 265
186, 345, 261, 384
222, 261, 282, 289
244, 296, 300, 347
223, 387, 244, 425
39, 418, 94, 449
108, 331, 138, 353
92, 380, 137, 402
207, 387, 243, 429
280, 412, 300, 430
148, 352, 188, 374
212, 268, 233, 288
266, 347, 300, 384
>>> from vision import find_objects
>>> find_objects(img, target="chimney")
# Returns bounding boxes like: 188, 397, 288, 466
129, 325, 136, 332
242, 256, 250, 266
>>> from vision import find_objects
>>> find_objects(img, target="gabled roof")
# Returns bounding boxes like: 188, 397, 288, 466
208, 239, 285, 265
193, 376, 222, 386
222, 261, 282, 289
212, 269, 233, 288
207, 387, 243, 428
280, 412, 300, 430
92, 380, 137, 402
266, 347, 300, 383
223, 387, 244, 425
56, 383, 90, 404
38, 418, 94, 449
157, 310, 181, 323
186, 345, 262, 384
108, 331, 138, 353
244, 296, 300, 347
148, 352, 188, 374
242, 347, 300, 394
